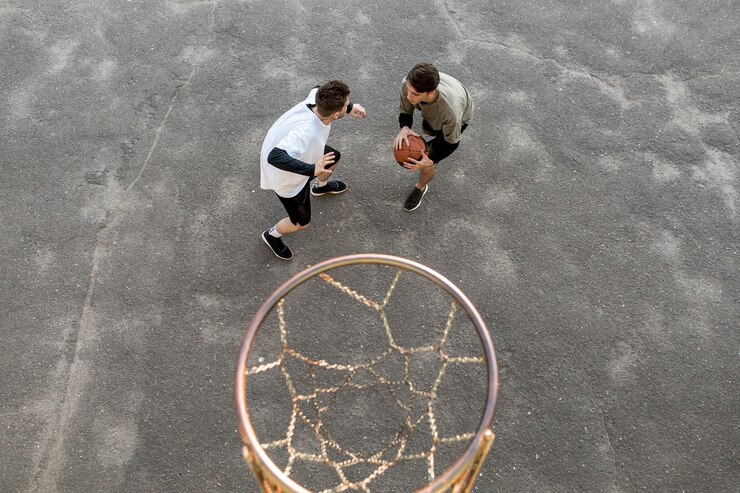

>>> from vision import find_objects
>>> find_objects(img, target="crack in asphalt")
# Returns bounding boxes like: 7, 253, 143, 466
126, 0, 217, 194
440, 2, 739, 117
438, 0, 636, 105
598, 406, 620, 489
29, 2, 219, 491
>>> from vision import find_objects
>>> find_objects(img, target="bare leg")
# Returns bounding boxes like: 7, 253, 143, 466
275, 217, 307, 235
416, 164, 437, 189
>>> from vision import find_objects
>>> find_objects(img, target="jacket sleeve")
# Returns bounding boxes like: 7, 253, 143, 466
267, 147, 315, 177
441, 117, 463, 144
399, 79, 415, 128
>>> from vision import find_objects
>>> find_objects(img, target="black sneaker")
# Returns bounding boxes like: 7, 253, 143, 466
262, 230, 293, 260
403, 185, 428, 211
311, 180, 348, 196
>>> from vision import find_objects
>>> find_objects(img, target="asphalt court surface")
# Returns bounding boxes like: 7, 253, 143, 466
1, 0, 738, 491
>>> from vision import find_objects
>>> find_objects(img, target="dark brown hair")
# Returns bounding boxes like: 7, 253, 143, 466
316, 80, 350, 117
407, 62, 440, 93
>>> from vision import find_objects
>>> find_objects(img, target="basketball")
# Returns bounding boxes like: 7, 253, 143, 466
394, 134, 427, 165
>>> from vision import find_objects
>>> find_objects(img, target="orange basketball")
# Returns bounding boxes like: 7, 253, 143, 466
394, 134, 427, 165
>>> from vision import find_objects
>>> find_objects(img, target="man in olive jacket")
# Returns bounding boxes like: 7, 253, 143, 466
393, 62, 474, 211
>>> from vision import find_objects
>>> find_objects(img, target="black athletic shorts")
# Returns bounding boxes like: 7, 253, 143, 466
276, 145, 341, 226
422, 120, 468, 163
277, 180, 312, 226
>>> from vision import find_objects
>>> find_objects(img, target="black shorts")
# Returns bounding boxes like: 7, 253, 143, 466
276, 145, 341, 226
277, 180, 312, 226
422, 120, 469, 136
422, 120, 468, 163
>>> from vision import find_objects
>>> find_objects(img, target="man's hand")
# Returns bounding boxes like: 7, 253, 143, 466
314, 151, 335, 176
349, 104, 367, 118
402, 150, 434, 171
394, 127, 419, 150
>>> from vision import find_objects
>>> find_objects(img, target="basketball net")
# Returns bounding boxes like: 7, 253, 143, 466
235, 255, 498, 492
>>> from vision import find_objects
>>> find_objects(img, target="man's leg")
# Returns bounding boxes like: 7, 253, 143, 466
421, 120, 467, 166
416, 164, 437, 190
312, 145, 348, 196
404, 165, 435, 211
315, 146, 340, 183
274, 216, 306, 235
404, 122, 466, 211
263, 183, 312, 260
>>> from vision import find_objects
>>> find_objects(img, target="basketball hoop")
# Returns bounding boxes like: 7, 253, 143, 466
234, 254, 498, 492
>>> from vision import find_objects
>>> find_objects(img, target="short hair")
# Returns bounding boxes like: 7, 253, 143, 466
407, 62, 440, 93
316, 80, 350, 117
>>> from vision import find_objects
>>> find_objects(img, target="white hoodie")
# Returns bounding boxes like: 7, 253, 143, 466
260, 87, 331, 198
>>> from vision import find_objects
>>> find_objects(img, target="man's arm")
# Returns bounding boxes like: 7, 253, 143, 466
348, 103, 367, 118
267, 148, 315, 176
395, 79, 416, 148
399, 112, 413, 129
426, 119, 462, 164
394, 116, 419, 150
398, 78, 415, 128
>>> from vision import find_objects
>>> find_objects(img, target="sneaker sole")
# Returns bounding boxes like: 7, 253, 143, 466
403, 187, 428, 211
262, 233, 293, 260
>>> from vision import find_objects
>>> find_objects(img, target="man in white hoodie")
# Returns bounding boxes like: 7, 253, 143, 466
260, 80, 366, 260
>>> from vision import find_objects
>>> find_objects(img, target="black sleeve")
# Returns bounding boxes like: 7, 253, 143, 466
399, 113, 413, 129
267, 147, 315, 177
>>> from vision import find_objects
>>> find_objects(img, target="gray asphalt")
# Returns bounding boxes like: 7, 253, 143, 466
1, 0, 738, 492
